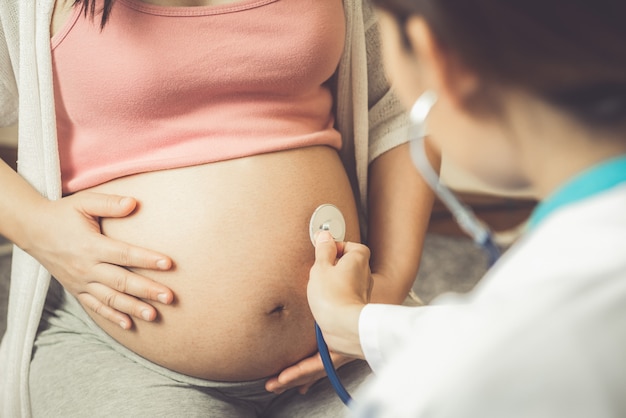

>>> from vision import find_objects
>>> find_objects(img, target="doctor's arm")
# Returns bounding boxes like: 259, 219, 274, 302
308, 231, 468, 371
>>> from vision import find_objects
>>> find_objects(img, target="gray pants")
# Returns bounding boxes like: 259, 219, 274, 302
30, 281, 371, 417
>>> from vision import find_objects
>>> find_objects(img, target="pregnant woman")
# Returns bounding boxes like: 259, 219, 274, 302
0, 0, 435, 416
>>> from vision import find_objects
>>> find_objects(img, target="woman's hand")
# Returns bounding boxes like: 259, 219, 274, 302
307, 231, 372, 358
20, 192, 174, 330
265, 351, 354, 395
266, 232, 371, 394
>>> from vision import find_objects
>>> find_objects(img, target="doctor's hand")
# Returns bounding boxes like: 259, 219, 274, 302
307, 231, 372, 359
265, 350, 354, 395
19, 192, 174, 330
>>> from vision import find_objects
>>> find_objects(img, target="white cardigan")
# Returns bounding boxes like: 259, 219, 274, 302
0, 1, 409, 416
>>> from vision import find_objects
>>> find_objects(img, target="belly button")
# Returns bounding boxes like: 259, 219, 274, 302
268, 304, 286, 316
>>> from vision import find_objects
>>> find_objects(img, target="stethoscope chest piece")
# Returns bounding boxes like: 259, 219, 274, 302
308, 203, 353, 406
309, 204, 346, 246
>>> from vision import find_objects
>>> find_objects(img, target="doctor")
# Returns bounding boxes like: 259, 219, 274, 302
307, 0, 626, 416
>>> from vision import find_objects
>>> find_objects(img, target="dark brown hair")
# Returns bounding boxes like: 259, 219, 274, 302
74, 0, 115, 28
373, 0, 626, 130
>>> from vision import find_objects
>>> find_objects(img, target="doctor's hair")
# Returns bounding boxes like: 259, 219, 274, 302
374, 0, 626, 131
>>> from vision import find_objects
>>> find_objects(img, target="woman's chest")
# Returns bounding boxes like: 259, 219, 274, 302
52, 0, 346, 105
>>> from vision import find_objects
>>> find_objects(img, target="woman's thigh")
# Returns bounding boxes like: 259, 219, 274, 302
29, 284, 373, 417
29, 287, 260, 417
30, 337, 253, 417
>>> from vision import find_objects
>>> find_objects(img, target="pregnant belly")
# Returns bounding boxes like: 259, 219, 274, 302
83, 146, 360, 381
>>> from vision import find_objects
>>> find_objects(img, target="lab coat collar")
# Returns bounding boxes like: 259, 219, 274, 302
529, 154, 626, 229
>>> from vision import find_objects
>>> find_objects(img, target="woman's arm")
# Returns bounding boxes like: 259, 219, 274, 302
1, 6, 176, 329
360, 0, 439, 304
0, 159, 175, 328
368, 140, 440, 304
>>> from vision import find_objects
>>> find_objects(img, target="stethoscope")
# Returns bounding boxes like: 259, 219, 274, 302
308, 90, 501, 407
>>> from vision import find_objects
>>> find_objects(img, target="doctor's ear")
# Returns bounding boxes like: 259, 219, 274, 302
404, 16, 480, 110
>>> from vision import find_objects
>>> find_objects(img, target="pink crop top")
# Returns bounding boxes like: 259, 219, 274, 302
51, 0, 345, 194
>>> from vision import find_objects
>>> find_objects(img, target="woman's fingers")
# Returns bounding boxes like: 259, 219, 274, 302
265, 353, 326, 394
92, 262, 174, 306
77, 292, 135, 330
68, 191, 173, 272
74, 192, 138, 218
70, 259, 174, 329
265, 351, 355, 394
27, 192, 176, 330
78, 275, 169, 328
100, 235, 172, 272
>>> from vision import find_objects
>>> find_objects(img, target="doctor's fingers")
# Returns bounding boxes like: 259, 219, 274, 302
314, 231, 341, 265
335, 242, 371, 271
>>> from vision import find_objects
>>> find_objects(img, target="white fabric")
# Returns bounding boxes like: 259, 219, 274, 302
0, 1, 409, 416
354, 185, 626, 417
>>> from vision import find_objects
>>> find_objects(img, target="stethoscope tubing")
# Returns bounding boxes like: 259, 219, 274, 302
313, 128, 502, 408
316, 323, 353, 406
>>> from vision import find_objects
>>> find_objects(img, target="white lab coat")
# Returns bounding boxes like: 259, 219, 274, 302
353, 184, 626, 417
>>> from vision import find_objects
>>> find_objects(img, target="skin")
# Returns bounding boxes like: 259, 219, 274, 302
307, 10, 626, 358
0, 139, 175, 331
14, 0, 436, 394
266, 141, 437, 394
